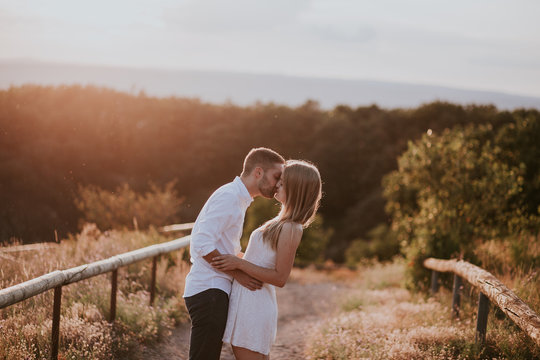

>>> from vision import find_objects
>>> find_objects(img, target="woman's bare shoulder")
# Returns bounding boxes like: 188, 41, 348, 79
281, 222, 303, 239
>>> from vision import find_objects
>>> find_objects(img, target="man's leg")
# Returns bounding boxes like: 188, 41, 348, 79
185, 288, 229, 360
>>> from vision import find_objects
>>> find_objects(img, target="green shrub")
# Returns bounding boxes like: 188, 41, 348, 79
383, 113, 540, 290
75, 181, 182, 231
295, 214, 333, 266
241, 197, 281, 249
345, 223, 400, 266
241, 197, 332, 265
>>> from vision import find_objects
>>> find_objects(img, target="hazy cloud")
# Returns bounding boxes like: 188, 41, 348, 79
305, 24, 376, 43
0, 0, 539, 96
165, 0, 313, 33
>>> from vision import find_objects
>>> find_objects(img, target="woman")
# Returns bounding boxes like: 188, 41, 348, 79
211, 160, 322, 359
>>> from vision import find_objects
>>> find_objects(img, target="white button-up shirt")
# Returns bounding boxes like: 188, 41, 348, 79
183, 177, 253, 298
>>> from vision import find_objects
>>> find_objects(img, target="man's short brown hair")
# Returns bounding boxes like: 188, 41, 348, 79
241, 147, 285, 176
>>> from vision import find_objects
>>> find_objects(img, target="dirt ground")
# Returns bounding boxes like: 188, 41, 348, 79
141, 268, 352, 359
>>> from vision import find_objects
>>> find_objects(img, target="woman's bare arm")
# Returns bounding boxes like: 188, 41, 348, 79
211, 223, 302, 287
203, 249, 262, 290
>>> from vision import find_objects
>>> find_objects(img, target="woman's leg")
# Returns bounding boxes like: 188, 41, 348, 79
232, 345, 269, 360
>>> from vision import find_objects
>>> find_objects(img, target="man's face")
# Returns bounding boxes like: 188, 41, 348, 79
257, 163, 283, 198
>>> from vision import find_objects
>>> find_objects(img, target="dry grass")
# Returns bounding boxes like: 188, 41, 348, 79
305, 259, 540, 360
0, 223, 190, 360
474, 237, 540, 316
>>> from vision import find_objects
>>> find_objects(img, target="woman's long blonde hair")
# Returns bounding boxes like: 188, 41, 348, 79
261, 160, 322, 250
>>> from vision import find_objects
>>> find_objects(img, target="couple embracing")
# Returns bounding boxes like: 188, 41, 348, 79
183, 147, 322, 360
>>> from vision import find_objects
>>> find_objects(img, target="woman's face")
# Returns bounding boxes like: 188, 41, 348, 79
274, 178, 286, 204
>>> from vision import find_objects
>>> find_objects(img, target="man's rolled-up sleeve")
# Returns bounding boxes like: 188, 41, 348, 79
190, 193, 236, 257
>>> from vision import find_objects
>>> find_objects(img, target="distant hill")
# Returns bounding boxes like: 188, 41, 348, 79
1, 60, 539, 109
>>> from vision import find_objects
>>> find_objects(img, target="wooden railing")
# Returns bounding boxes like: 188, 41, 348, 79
424, 258, 540, 348
0, 243, 60, 254
160, 222, 196, 233
0, 223, 194, 360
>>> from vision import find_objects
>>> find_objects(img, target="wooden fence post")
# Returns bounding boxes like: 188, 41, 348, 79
475, 292, 490, 345
109, 269, 118, 322
51, 286, 62, 360
451, 274, 462, 319
430, 270, 439, 294
150, 256, 158, 306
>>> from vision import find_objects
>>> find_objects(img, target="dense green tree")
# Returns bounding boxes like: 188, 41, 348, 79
383, 114, 540, 289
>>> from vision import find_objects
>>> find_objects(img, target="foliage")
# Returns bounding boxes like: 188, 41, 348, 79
345, 223, 400, 266
494, 110, 540, 232
0, 85, 525, 261
241, 197, 332, 265
383, 113, 540, 290
296, 214, 333, 266
240, 197, 281, 249
75, 181, 182, 231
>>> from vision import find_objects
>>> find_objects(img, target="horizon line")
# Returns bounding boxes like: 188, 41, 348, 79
2, 57, 540, 100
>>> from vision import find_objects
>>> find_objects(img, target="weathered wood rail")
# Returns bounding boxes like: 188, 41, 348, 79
0, 243, 59, 254
0, 224, 194, 360
424, 258, 540, 348
160, 222, 196, 233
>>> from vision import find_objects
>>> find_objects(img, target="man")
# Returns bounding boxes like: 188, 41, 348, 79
183, 147, 285, 360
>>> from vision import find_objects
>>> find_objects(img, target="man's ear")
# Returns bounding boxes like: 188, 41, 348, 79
254, 166, 264, 179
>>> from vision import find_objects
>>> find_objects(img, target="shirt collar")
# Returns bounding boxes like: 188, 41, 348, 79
234, 176, 253, 208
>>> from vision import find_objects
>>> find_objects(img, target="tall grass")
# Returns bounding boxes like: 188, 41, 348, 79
305, 260, 540, 360
0, 224, 190, 359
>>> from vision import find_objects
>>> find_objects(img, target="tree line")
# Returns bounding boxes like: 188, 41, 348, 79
1, 85, 535, 262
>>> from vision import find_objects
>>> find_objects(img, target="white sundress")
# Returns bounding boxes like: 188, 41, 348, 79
223, 227, 278, 355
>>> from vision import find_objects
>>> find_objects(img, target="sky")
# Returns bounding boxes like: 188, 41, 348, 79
1, 0, 540, 97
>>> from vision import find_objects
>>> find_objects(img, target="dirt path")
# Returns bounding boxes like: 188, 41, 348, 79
141, 269, 350, 359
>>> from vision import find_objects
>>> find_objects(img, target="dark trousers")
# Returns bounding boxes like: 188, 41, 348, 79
185, 288, 229, 360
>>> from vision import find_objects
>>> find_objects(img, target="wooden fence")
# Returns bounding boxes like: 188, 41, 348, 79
3, 232, 539, 358
159, 222, 196, 233
424, 258, 540, 348
0, 223, 194, 360
0, 243, 59, 254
